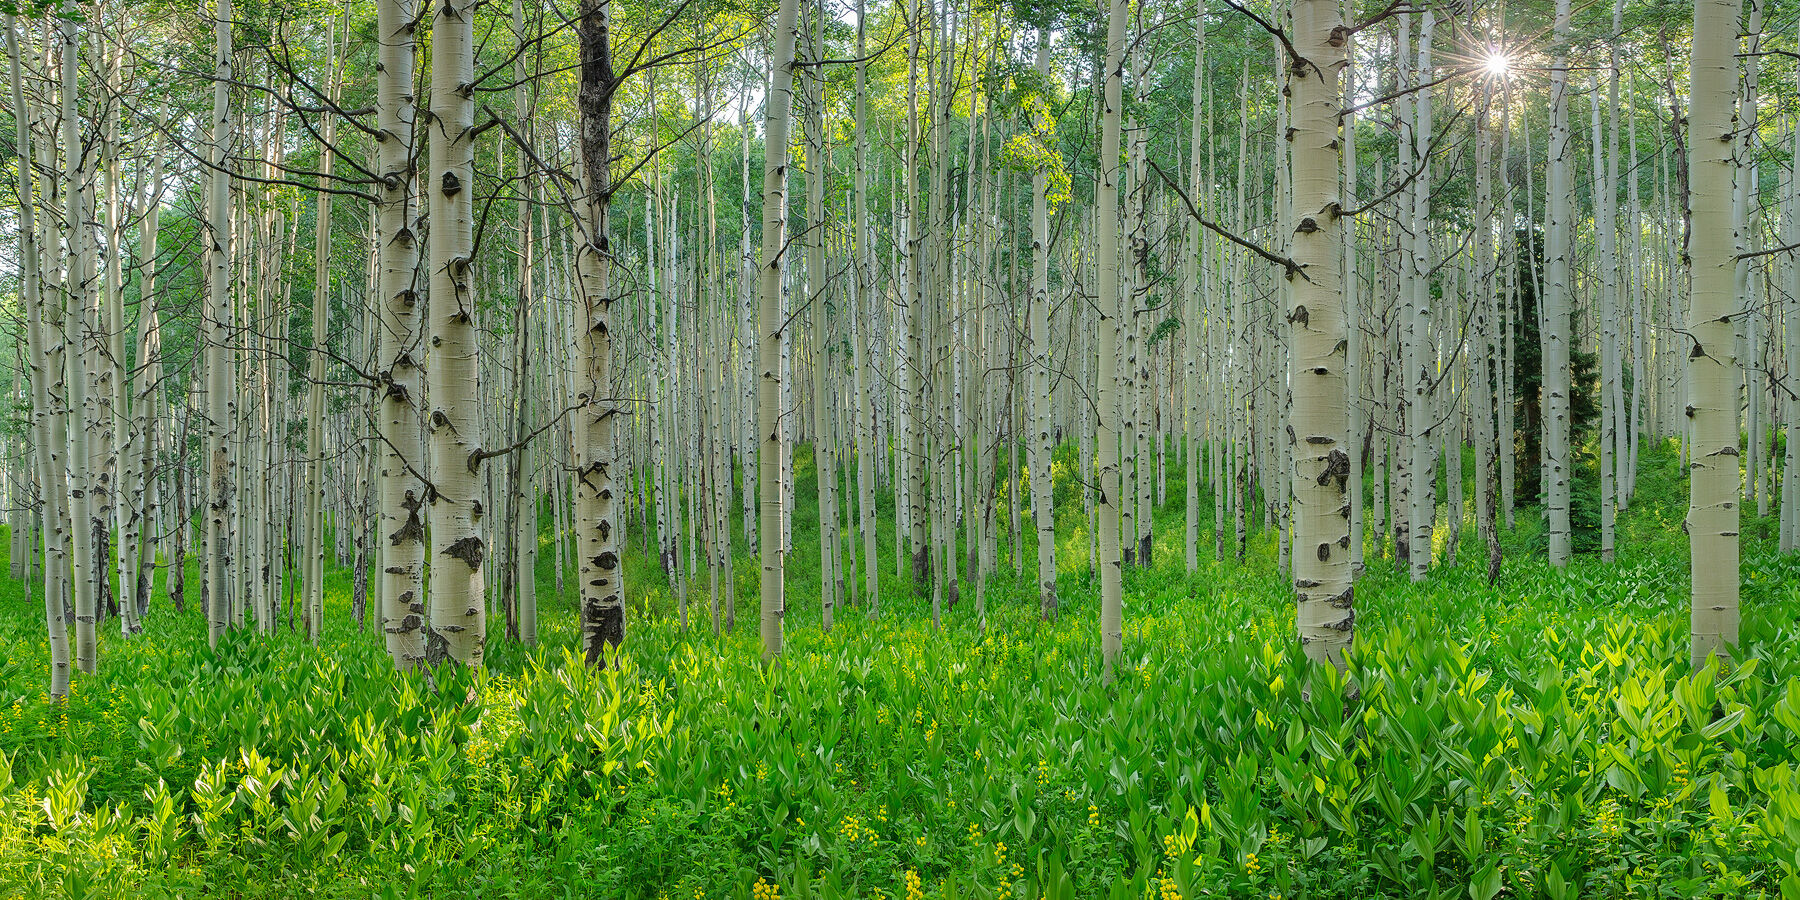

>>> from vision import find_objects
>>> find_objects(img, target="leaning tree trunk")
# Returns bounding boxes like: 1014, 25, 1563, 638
423, 0, 485, 667
1686, 0, 1742, 666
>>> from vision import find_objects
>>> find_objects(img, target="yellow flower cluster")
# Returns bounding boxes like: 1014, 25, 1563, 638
840, 814, 877, 844
1244, 852, 1261, 875
1088, 804, 1100, 828
752, 877, 780, 900
1157, 872, 1181, 900
1593, 798, 1623, 840
904, 868, 925, 900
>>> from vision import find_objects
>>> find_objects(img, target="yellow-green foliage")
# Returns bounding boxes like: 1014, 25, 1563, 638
0, 442, 1798, 899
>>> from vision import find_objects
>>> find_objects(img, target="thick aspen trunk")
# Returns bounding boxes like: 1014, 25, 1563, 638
376, 0, 426, 668
1687, 0, 1742, 666
424, 0, 485, 666
574, 0, 624, 667
1288, 0, 1353, 666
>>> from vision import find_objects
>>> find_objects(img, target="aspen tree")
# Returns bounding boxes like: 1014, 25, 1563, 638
1687, 0, 1743, 666
1027, 28, 1059, 617
58, 14, 101, 671
97, 35, 130, 636
758, 0, 803, 660
9, 12, 71, 697
376, 0, 426, 668
1785, 94, 1800, 554
1285, 0, 1353, 665
572, 0, 627, 667
1406, 11, 1435, 582
1096, 0, 1127, 678
302, 18, 341, 642
853, 0, 881, 616
1183, 4, 1205, 576
901, 0, 927, 589
1543, 0, 1574, 566
131, 153, 164, 618
804, 0, 838, 633
1474, 66, 1502, 582
1342, 7, 1362, 574
1592, 70, 1617, 562
423, 0, 485, 666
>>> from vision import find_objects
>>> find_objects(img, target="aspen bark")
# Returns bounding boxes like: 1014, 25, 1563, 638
423, 0, 485, 666
1687, 0, 1743, 666
574, 0, 624, 667
852, 0, 881, 616
757, 0, 803, 660
376, 0, 426, 668
59, 15, 100, 671
1543, 0, 1574, 566
9, 12, 71, 697
1030, 29, 1059, 618
1289, 0, 1353, 666
302, 19, 340, 642
1096, 0, 1127, 678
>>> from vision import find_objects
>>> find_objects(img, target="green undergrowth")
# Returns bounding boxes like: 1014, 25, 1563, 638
0, 441, 1798, 899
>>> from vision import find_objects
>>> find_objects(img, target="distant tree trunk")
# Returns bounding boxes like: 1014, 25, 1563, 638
1686, 0, 1742, 666
131, 153, 164, 619
302, 19, 340, 642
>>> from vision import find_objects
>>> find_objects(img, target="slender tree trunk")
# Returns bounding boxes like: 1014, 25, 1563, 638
852, 0, 881, 617
757, 0, 803, 659
1543, 0, 1574, 566
302, 20, 340, 642
1096, 0, 1126, 679
1030, 29, 1059, 618
8, 13, 71, 698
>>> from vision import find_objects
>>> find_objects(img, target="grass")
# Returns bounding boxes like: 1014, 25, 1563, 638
0, 439, 1798, 899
